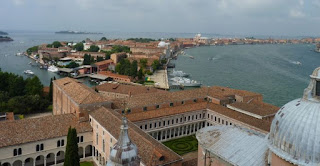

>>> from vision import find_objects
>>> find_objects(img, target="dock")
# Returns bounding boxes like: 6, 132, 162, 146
149, 69, 169, 90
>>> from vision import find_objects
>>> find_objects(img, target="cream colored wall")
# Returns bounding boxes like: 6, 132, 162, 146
0, 131, 92, 164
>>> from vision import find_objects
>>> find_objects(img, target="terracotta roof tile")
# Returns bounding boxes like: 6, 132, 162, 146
54, 77, 106, 105
207, 103, 271, 132
96, 83, 167, 96
0, 114, 92, 148
90, 108, 182, 165
229, 102, 279, 117
126, 102, 208, 122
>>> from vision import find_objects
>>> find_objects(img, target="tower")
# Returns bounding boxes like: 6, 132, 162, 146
106, 117, 140, 166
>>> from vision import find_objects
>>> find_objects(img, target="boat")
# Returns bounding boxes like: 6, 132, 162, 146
171, 77, 202, 87
23, 70, 34, 75
47, 66, 59, 73
16, 52, 23, 56
29, 62, 32, 65
189, 56, 194, 59
291, 61, 302, 65
170, 70, 190, 77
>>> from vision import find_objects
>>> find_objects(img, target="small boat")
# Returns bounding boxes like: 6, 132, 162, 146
47, 66, 59, 73
171, 77, 201, 87
189, 56, 194, 59
24, 70, 34, 75
16, 52, 23, 56
170, 70, 190, 77
291, 61, 302, 65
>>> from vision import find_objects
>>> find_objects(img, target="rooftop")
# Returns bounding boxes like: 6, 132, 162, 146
228, 102, 279, 118
95, 83, 167, 96
196, 125, 268, 166
90, 107, 182, 166
53, 77, 106, 105
0, 114, 92, 148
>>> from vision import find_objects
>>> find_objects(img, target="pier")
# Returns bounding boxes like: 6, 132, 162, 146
149, 69, 169, 90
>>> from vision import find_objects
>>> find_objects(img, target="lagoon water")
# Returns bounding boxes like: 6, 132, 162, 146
0, 31, 319, 106
173, 44, 320, 106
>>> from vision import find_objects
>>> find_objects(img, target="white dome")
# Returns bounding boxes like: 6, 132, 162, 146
158, 41, 167, 47
268, 67, 320, 166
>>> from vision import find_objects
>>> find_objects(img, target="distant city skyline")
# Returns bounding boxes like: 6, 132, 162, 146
1, 0, 320, 36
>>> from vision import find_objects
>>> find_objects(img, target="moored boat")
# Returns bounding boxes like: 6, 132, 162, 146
47, 66, 59, 73
23, 70, 34, 75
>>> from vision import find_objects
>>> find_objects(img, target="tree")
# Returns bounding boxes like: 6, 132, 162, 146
97, 56, 104, 62
50, 41, 63, 48
66, 61, 80, 68
88, 45, 100, 52
26, 46, 39, 55
49, 78, 53, 102
83, 54, 91, 65
130, 60, 138, 77
152, 60, 160, 71
73, 43, 84, 51
64, 127, 80, 166
25, 76, 43, 96
8, 75, 25, 97
139, 59, 147, 69
138, 68, 144, 80
100, 37, 108, 41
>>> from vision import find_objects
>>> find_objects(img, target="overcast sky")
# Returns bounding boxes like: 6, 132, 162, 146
1, 0, 320, 36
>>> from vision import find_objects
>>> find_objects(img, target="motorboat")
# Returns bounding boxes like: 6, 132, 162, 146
170, 70, 190, 77
24, 70, 34, 75
291, 61, 302, 65
16, 52, 24, 56
189, 56, 194, 59
171, 77, 202, 87
47, 66, 59, 73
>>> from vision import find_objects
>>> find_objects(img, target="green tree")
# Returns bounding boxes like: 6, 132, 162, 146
152, 60, 160, 71
100, 37, 108, 41
52, 41, 62, 48
73, 43, 84, 51
64, 127, 80, 166
26, 46, 39, 55
66, 61, 80, 68
138, 68, 144, 79
130, 60, 138, 77
8, 75, 25, 97
25, 76, 43, 96
97, 56, 104, 62
88, 45, 100, 52
83, 54, 91, 65
139, 59, 147, 69
111, 45, 130, 53
49, 78, 53, 102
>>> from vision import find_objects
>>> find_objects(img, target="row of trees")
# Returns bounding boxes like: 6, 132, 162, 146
0, 70, 50, 114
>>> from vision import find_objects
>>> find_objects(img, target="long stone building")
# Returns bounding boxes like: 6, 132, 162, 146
0, 77, 279, 166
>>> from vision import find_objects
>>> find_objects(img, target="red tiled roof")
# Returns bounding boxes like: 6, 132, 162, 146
90, 108, 182, 166
0, 114, 92, 148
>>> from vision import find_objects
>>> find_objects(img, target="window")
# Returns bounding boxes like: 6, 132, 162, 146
159, 122, 161, 127
168, 120, 170, 125
170, 103, 174, 107
215, 117, 217, 121
172, 119, 174, 124
127, 109, 131, 113
110, 138, 113, 143
36, 144, 44, 151
176, 119, 178, 123
150, 124, 152, 129
61, 139, 64, 146
222, 120, 224, 124
89, 118, 92, 122
143, 107, 147, 111
196, 115, 198, 119
163, 121, 165, 126
145, 124, 147, 130
103, 140, 105, 153
204, 97, 207, 101
155, 123, 157, 128
57, 140, 60, 147
140, 125, 142, 129
80, 136, 84, 142
181, 101, 185, 105
317, 81, 320, 96
156, 105, 160, 109
13, 149, 17, 156
200, 114, 202, 119
96, 133, 99, 145
193, 99, 197, 102
226, 121, 228, 125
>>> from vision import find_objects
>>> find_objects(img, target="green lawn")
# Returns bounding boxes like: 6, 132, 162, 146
80, 161, 94, 166
163, 135, 198, 155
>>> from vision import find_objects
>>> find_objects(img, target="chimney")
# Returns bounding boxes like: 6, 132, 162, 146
6, 112, 15, 121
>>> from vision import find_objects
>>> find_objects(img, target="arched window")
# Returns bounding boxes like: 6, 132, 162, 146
57, 140, 60, 147
36, 145, 40, 151
13, 149, 17, 156
18, 148, 22, 155
61, 139, 64, 146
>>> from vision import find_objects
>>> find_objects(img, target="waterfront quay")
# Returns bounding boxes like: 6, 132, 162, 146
149, 69, 169, 90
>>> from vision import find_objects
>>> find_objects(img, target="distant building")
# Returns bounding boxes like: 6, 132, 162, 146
95, 59, 114, 72
110, 52, 127, 64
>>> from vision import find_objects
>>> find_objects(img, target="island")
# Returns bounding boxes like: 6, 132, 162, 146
55, 31, 102, 34
0, 31, 8, 35
0, 36, 13, 42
